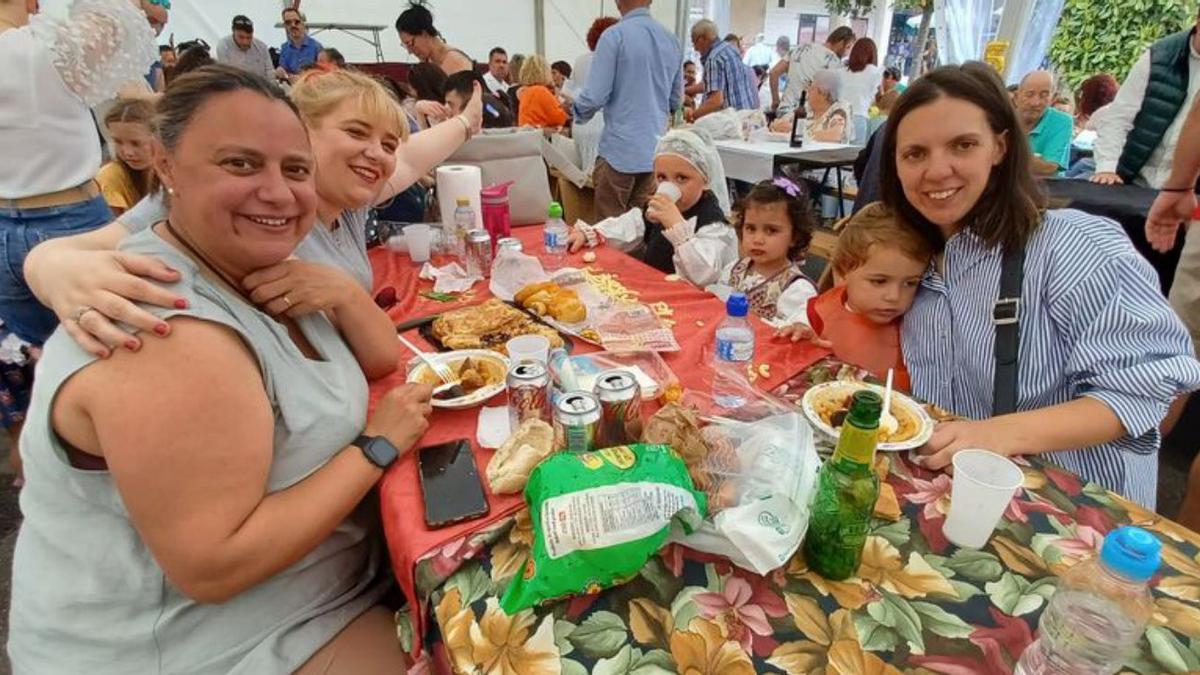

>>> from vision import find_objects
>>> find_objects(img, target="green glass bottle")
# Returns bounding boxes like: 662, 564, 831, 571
803, 390, 882, 580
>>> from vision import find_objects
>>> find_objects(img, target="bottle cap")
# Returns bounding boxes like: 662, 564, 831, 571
1100, 526, 1161, 582
548, 202, 563, 218
726, 292, 749, 317
847, 390, 882, 428
456, 197, 470, 206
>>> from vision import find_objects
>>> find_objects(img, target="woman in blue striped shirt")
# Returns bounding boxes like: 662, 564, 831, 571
878, 63, 1200, 508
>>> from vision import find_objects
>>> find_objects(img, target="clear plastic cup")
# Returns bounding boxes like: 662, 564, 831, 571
405, 224, 432, 263
942, 449, 1024, 549
655, 181, 682, 203
506, 334, 550, 365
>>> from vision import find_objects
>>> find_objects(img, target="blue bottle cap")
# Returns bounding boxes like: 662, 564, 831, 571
1100, 526, 1161, 582
726, 292, 749, 317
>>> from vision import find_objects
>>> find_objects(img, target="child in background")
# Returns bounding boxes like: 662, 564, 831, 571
568, 127, 737, 287
779, 202, 933, 390
96, 99, 157, 217
722, 177, 818, 327
443, 71, 514, 129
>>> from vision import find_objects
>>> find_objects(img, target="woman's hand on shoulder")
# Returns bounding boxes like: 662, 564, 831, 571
50, 250, 185, 358
415, 100, 452, 125
242, 260, 359, 318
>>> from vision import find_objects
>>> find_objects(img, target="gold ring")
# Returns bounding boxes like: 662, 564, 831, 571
70, 306, 97, 322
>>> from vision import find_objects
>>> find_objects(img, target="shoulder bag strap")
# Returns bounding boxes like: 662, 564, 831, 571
993, 244, 1027, 416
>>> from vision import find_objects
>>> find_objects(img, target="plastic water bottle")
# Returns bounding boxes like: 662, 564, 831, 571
1014, 526, 1161, 675
712, 292, 755, 408
451, 198, 473, 260
543, 201, 568, 270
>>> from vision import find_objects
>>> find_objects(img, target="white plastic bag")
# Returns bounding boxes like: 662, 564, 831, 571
488, 250, 549, 301
670, 412, 820, 574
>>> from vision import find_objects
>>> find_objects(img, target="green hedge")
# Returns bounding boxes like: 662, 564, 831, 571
1048, 0, 1193, 90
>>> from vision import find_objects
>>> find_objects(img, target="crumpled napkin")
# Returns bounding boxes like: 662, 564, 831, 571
476, 405, 513, 449
419, 261, 481, 294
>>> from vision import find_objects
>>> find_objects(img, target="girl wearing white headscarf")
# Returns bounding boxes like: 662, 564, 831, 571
570, 127, 737, 286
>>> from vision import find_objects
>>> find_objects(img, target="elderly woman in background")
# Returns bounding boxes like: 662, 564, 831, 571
518, 54, 569, 129
9, 66, 433, 675
770, 69, 851, 144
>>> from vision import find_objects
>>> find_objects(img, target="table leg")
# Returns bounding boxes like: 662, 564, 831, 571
836, 168, 846, 219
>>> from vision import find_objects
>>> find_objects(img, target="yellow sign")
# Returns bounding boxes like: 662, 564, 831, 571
985, 40, 1010, 75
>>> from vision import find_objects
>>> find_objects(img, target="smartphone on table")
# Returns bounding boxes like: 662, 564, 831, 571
417, 438, 490, 529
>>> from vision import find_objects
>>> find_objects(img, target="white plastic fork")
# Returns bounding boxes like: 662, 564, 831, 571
398, 335, 464, 397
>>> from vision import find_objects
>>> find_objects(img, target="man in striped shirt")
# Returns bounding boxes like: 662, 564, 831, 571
686, 19, 758, 122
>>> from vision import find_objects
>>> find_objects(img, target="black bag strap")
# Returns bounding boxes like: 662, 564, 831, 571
992, 244, 1026, 416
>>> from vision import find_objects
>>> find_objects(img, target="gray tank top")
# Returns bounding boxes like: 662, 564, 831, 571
122, 195, 374, 291
9, 227, 389, 674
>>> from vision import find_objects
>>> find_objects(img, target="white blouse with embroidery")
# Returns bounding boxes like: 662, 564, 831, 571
0, 0, 157, 198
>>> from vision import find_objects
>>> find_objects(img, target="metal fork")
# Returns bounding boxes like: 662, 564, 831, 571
398, 335, 466, 399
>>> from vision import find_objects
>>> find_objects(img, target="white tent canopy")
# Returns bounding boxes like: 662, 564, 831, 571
42, 1, 685, 67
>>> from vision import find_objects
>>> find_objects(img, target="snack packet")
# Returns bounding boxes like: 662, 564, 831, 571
500, 444, 706, 614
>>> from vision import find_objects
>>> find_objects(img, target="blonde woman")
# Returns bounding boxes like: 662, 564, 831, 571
25, 66, 483, 358
517, 54, 569, 128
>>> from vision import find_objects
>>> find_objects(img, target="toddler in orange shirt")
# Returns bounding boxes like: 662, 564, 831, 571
778, 202, 934, 390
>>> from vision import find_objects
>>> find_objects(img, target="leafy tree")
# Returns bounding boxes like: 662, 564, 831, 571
1048, 0, 1193, 90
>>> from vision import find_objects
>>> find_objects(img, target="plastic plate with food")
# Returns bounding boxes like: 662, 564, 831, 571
406, 349, 510, 409
801, 381, 934, 450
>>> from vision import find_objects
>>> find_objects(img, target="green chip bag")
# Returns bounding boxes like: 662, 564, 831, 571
500, 444, 707, 614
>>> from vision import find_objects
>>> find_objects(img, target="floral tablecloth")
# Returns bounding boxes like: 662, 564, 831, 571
402, 358, 1200, 674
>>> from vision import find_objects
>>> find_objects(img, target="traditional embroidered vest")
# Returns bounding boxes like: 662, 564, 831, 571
728, 258, 810, 321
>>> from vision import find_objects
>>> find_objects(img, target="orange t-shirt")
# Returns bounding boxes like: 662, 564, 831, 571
518, 85, 568, 128
807, 286, 910, 391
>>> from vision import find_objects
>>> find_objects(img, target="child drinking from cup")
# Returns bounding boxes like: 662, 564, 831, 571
568, 128, 736, 286
778, 202, 933, 390
720, 177, 818, 326
96, 99, 157, 217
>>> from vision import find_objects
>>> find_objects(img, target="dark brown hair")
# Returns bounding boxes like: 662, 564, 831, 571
156, 65, 299, 153
587, 17, 619, 51
879, 62, 1046, 253
832, 202, 934, 276
1077, 73, 1118, 118
828, 26, 855, 47
733, 179, 815, 262
847, 37, 877, 73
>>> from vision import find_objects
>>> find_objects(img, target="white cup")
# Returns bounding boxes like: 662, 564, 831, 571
506, 334, 550, 365
942, 449, 1024, 549
405, 224, 432, 263
655, 181, 682, 203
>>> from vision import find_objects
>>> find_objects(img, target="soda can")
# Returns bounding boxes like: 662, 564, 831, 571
555, 392, 601, 453
507, 361, 552, 431
465, 229, 493, 278
496, 237, 523, 255
594, 369, 643, 446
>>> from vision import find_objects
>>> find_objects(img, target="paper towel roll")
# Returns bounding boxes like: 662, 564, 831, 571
436, 165, 483, 230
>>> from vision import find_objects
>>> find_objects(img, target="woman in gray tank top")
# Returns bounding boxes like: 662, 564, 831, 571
9, 66, 433, 674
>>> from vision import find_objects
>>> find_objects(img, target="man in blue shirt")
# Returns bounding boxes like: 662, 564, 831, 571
571, 0, 683, 220
277, 7, 322, 79
1017, 69, 1073, 175
687, 19, 758, 121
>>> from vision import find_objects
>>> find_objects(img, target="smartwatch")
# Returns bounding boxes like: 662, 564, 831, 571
352, 435, 400, 469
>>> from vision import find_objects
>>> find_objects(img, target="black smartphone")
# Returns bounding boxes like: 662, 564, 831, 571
418, 439, 490, 529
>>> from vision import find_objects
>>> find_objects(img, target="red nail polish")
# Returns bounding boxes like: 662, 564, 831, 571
125, 339, 139, 351
154, 323, 169, 336
174, 299, 189, 309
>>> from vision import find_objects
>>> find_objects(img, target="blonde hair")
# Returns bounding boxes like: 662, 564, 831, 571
289, 69, 410, 141
832, 202, 934, 277
519, 54, 553, 87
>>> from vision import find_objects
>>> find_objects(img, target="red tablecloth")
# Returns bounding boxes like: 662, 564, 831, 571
369, 225, 827, 653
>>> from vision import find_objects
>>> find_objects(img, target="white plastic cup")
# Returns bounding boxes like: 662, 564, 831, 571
942, 449, 1024, 549
506, 334, 550, 365
405, 224, 432, 263
655, 181, 682, 203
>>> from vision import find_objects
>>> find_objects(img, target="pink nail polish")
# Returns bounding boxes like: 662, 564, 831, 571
125, 339, 139, 351
154, 323, 169, 336
174, 299, 189, 309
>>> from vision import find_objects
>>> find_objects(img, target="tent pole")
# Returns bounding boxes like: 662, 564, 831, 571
535, 0, 546, 55
675, 0, 689, 49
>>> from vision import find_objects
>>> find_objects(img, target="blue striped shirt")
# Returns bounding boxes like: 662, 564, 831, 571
902, 209, 1200, 508
702, 40, 758, 111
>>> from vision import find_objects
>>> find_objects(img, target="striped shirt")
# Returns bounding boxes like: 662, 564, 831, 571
703, 40, 758, 111
902, 209, 1200, 508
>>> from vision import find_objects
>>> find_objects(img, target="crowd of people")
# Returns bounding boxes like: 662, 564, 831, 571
2, 0, 1200, 671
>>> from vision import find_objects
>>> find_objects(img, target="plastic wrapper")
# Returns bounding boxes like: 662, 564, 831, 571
670, 412, 821, 575
500, 444, 706, 614
489, 249, 550, 301
549, 350, 681, 402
